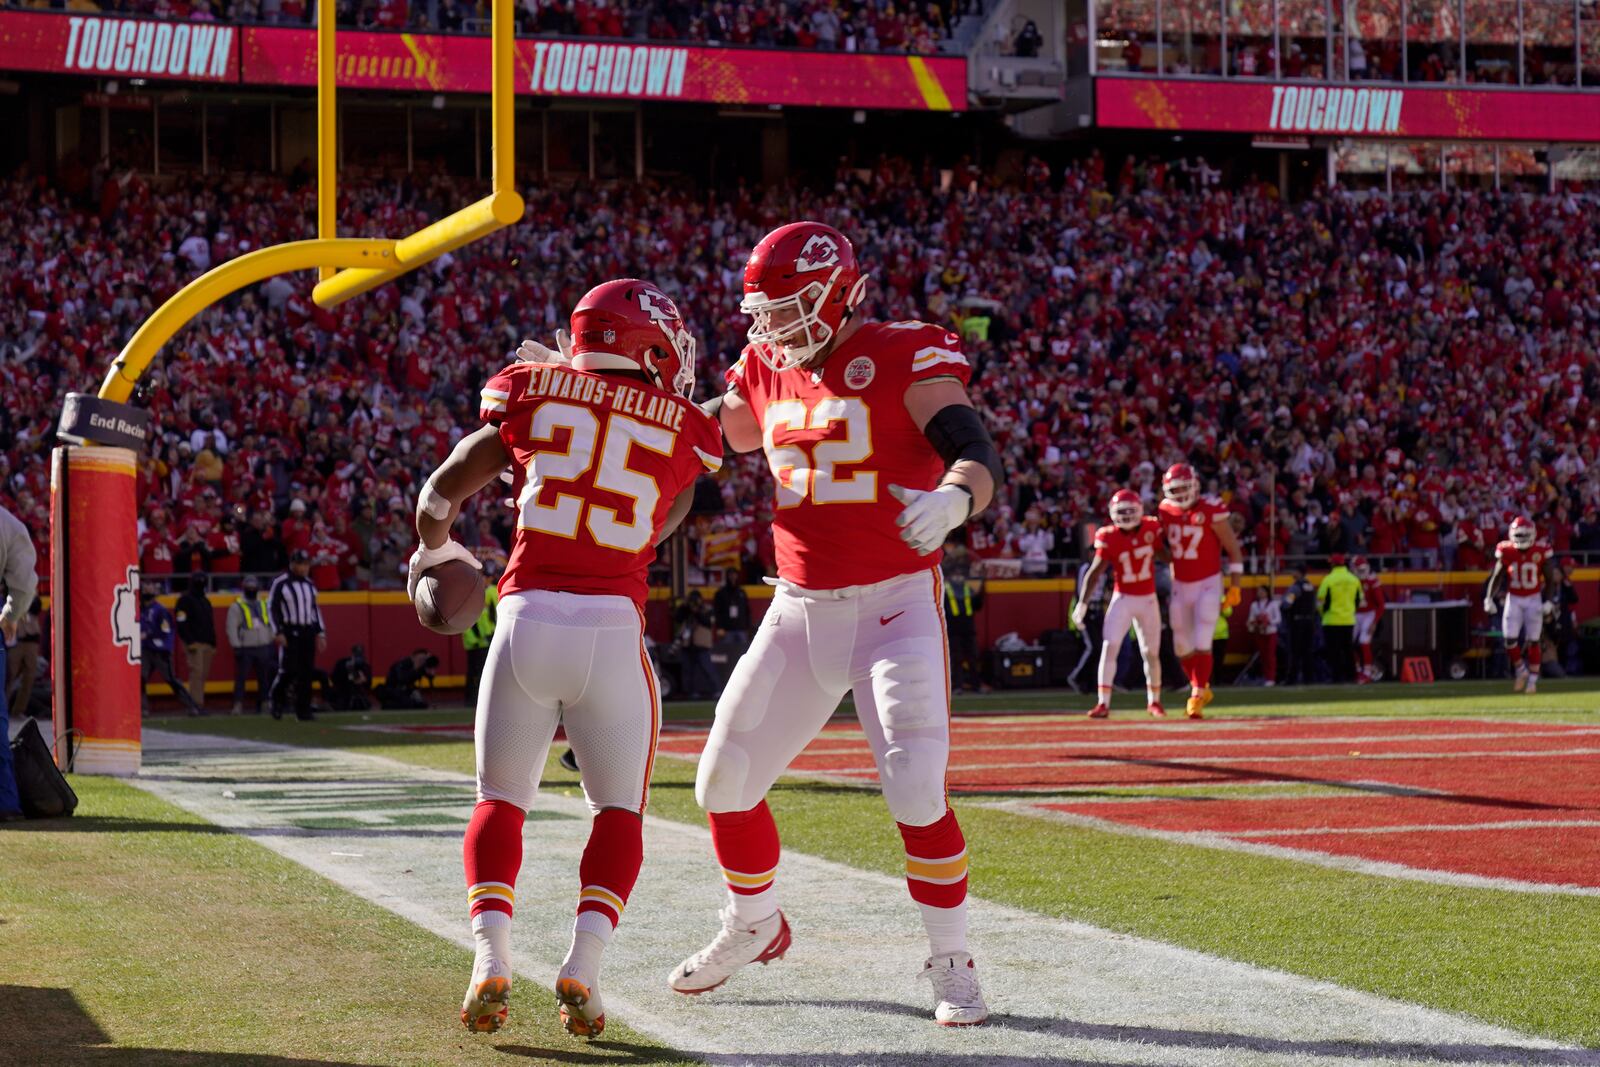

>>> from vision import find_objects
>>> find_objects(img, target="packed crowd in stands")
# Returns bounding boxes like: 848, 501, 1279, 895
4, 0, 967, 53
3, 149, 1599, 595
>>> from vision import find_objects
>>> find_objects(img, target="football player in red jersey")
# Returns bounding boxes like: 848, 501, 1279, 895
1351, 556, 1385, 682
671, 222, 1002, 1026
1484, 517, 1560, 694
1156, 464, 1243, 719
1072, 490, 1167, 719
409, 280, 723, 1039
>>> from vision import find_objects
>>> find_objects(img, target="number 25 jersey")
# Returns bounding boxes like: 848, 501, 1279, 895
480, 361, 723, 605
726, 321, 971, 590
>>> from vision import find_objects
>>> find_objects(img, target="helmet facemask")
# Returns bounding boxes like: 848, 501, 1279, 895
1164, 478, 1199, 509
1111, 500, 1144, 531
742, 273, 839, 371
1510, 522, 1536, 550
644, 322, 697, 399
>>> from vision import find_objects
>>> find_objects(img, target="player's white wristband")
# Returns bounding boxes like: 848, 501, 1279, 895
1227, 562, 1244, 575
418, 480, 453, 521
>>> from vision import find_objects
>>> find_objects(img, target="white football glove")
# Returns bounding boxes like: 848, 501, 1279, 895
1542, 599, 1556, 619
1482, 595, 1498, 614
515, 328, 574, 366
888, 483, 972, 556
407, 538, 483, 603
1071, 598, 1089, 630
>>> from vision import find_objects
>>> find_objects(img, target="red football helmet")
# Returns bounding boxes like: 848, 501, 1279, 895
1509, 516, 1536, 549
740, 221, 869, 371
1162, 463, 1199, 508
569, 278, 696, 398
1109, 489, 1144, 531
1352, 555, 1372, 578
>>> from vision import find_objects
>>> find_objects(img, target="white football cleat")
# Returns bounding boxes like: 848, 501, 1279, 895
1524, 675, 1538, 695
920, 952, 988, 1026
1513, 666, 1528, 692
554, 971, 605, 1038
668, 907, 791, 995
461, 955, 511, 1034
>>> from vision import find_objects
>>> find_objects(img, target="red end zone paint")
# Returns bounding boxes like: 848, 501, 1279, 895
656, 716, 1600, 888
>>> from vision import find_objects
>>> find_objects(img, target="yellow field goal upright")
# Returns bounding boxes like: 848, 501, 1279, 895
96, 0, 523, 403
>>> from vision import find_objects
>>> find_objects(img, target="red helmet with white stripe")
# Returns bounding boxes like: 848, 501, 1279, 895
1162, 463, 1199, 508
1509, 516, 1536, 549
1109, 489, 1144, 531
740, 221, 868, 371
569, 278, 696, 398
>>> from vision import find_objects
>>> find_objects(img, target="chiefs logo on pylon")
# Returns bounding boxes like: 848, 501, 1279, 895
111, 564, 140, 666
796, 235, 840, 273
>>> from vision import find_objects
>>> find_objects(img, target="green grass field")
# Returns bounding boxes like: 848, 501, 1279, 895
5, 679, 1598, 1064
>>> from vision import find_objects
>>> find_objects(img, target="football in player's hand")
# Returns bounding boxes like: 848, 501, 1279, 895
413, 559, 487, 635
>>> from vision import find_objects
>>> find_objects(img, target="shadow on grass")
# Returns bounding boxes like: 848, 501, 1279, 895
719, 997, 1600, 1065
0, 985, 373, 1066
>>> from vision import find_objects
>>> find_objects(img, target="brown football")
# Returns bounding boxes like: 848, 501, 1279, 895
413, 558, 487, 635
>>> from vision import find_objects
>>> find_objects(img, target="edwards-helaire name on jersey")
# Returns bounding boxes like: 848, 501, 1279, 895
528, 41, 687, 100
520, 363, 687, 433
61, 16, 234, 80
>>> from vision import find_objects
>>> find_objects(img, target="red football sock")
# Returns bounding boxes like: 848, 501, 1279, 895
898, 807, 968, 909
464, 799, 524, 918
575, 808, 643, 935
1507, 645, 1523, 670
709, 801, 781, 921
1194, 651, 1214, 689
1526, 643, 1541, 673
1360, 643, 1373, 667
1179, 654, 1198, 689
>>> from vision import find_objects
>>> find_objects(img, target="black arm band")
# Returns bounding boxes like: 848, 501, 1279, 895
924, 404, 1003, 489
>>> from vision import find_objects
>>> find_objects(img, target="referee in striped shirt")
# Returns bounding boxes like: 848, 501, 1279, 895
268, 549, 326, 721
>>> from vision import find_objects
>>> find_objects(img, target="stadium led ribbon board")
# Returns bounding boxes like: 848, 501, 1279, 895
0, 12, 965, 113
1096, 77, 1600, 143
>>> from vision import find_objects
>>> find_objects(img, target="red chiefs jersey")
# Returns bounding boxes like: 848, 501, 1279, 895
480, 362, 723, 605
1093, 517, 1162, 595
1157, 498, 1230, 583
726, 320, 972, 590
1358, 575, 1385, 618
1495, 540, 1552, 596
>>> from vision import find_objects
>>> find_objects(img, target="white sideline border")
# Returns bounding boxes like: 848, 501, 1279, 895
127, 729, 1593, 1067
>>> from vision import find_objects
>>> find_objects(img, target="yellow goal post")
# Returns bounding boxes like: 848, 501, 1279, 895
96, 0, 523, 404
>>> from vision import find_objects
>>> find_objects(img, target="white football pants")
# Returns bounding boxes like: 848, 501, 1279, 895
1502, 593, 1543, 645
696, 567, 952, 828
475, 590, 659, 815
1168, 574, 1222, 658
1099, 591, 1163, 694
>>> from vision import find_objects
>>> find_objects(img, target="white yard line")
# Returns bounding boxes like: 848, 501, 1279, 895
765, 728, 1600, 754
126, 729, 1596, 1066
1227, 820, 1600, 839
987, 800, 1600, 899
799, 747, 1600, 778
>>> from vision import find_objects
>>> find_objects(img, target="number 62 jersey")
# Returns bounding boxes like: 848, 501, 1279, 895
726, 321, 971, 590
480, 360, 724, 605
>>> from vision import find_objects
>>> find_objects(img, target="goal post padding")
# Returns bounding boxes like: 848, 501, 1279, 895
50, 445, 142, 776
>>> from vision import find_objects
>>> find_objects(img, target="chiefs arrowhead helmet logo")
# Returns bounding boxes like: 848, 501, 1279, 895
111, 565, 141, 666
636, 287, 681, 322
795, 235, 841, 273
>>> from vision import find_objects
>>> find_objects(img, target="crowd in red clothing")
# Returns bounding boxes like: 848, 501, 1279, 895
2, 150, 1598, 596
9, 0, 960, 54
